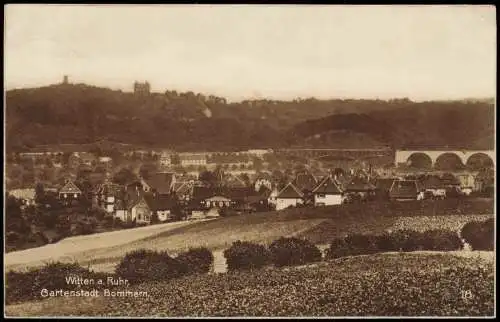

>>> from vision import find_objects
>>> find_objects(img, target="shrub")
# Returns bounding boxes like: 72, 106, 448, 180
325, 237, 351, 259
389, 229, 425, 252
223, 240, 271, 271
176, 247, 214, 274
461, 218, 494, 250
115, 249, 185, 284
343, 234, 379, 255
269, 237, 322, 267
420, 229, 463, 251
374, 232, 401, 252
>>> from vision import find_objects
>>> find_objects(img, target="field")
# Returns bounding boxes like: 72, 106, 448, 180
5, 253, 494, 317
5, 200, 494, 273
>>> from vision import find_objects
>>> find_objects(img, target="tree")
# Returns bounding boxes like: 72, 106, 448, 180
62, 152, 72, 166
6, 196, 30, 235
239, 173, 250, 187
139, 163, 158, 180
199, 170, 218, 188
44, 158, 54, 168
35, 183, 45, 204
252, 157, 263, 172
113, 167, 138, 185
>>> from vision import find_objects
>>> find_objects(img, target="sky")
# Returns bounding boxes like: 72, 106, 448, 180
4, 4, 496, 102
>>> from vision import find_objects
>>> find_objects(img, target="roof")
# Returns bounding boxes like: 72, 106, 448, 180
440, 174, 461, 186
115, 186, 144, 210
345, 177, 376, 192
96, 182, 123, 196
75, 152, 97, 162
375, 178, 396, 191
179, 154, 206, 161
422, 176, 445, 189
312, 176, 343, 194
254, 172, 273, 181
143, 172, 175, 194
277, 182, 304, 199
222, 174, 247, 188
173, 181, 194, 195
59, 181, 82, 194
192, 186, 253, 201
389, 180, 419, 199
144, 193, 176, 211
292, 172, 318, 192
9, 188, 36, 200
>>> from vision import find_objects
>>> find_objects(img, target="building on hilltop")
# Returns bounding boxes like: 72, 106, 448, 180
134, 81, 151, 95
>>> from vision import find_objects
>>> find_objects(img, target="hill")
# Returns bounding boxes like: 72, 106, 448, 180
288, 102, 494, 149
5, 83, 495, 151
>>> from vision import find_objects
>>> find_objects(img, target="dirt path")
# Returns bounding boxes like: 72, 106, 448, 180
5, 220, 211, 272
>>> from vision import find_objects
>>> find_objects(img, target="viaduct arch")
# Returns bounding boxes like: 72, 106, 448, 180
395, 150, 495, 168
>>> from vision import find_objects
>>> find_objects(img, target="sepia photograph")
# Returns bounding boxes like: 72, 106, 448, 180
3, 4, 496, 318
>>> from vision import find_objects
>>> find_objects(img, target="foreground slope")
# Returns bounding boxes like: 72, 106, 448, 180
5, 253, 494, 317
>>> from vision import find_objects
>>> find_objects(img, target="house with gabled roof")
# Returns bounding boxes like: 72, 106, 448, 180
422, 175, 446, 199
253, 172, 273, 192
275, 182, 304, 211
312, 175, 344, 206
345, 177, 377, 200
374, 178, 396, 199
140, 172, 176, 195
144, 193, 177, 222
58, 180, 82, 201
173, 180, 194, 204
114, 186, 151, 224
94, 178, 124, 213
389, 180, 424, 201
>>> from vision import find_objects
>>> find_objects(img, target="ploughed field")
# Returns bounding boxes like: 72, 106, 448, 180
5, 199, 494, 274
5, 253, 494, 317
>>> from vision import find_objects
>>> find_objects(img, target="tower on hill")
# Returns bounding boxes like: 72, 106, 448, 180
134, 81, 151, 95
63, 75, 69, 84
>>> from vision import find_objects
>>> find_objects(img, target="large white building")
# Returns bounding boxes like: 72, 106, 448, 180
179, 153, 207, 167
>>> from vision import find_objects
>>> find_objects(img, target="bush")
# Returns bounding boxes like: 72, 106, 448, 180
6, 262, 108, 305
461, 218, 494, 250
420, 230, 463, 251
374, 232, 401, 252
223, 241, 271, 271
269, 237, 322, 267
115, 249, 185, 284
343, 234, 379, 255
176, 247, 214, 274
389, 229, 425, 252
325, 237, 351, 259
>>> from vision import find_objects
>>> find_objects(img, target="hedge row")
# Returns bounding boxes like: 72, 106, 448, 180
115, 247, 214, 284
326, 229, 464, 260
223, 237, 322, 271
461, 218, 494, 250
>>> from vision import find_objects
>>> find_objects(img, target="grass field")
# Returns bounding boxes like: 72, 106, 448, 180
5, 202, 493, 274
5, 253, 494, 317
